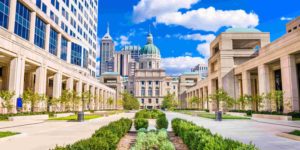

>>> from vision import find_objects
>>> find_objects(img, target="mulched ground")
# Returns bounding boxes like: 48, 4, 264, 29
117, 131, 188, 150
168, 132, 189, 150
117, 132, 137, 150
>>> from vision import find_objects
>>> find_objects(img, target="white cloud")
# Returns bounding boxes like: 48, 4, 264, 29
280, 16, 293, 21
157, 7, 259, 32
179, 33, 216, 58
119, 35, 131, 46
184, 52, 192, 56
133, 0, 259, 32
161, 56, 206, 75
133, 0, 199, 23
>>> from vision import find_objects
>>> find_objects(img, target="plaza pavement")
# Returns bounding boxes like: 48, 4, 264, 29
0, 112, 134, 150
166, 112, 300, 150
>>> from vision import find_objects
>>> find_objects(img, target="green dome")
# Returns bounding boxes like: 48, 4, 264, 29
140, 33, 160, 55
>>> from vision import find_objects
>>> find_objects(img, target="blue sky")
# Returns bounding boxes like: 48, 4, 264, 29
97, 0, 300, 75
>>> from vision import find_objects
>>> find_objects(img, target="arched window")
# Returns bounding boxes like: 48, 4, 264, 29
149, 62, 152, 69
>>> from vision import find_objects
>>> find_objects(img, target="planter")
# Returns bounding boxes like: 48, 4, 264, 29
252, 114, 292, 121
277, 133, 300, 141
53, 113, 74, 118
226, 112, 247, 117
8, 114, 49, 121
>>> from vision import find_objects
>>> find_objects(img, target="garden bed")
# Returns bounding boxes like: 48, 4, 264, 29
0, 131, 19, 138
48, 114, 101, 121
252, 114, 292, 121
277, 130, 300, 141
198, 112, 249, 120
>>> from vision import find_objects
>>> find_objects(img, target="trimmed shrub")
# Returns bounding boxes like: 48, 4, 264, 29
171, 118, 258, 150
135, 109, 164, 119
134, 118, 148, 130
53, 118, 132, 150
156, 114, 168, 129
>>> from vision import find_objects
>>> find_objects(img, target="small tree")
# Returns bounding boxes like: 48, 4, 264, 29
266, 90, 284, 112
81, 91, 90, 111
209, 89, 233, 111
22, 89, 46, 112
122, 92, 139, 110
60, 90, 72, 111
107, 97, 114, 109
71, 91, 81, 111
162, 93, 176, 110
189, 96, 200, 109
0, 90, 15, 113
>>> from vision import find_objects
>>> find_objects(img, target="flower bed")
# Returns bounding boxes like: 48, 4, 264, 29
53, 118, 132, 150
172, 118, 258, 150
131, 129, 175, 150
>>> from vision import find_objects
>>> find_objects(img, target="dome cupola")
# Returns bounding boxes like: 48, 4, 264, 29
140, 33, 160, 56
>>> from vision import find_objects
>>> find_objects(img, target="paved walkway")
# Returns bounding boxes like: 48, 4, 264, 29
166, 112, 300, 150
0, 112, 134, 150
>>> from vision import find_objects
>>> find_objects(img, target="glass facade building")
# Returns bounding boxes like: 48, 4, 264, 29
71, 43, 82, 66
61, 37, 68, 61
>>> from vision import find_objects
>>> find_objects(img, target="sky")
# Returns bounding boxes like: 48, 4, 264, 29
97, 0, 300, 76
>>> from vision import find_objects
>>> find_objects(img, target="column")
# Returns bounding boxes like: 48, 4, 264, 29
8, 56, 25, 113
67, 41, 72, 63
95, 88, 100, 110
242, 71, 251, 95
103, 90, 106, 109
83, 84, 89, 110
76, 80, 82, 95
35, 66, 47, 94
57, 34, 62, 58
90, 86, 95, 110
258, 64, 271, 111
281, 55, 299, 113
53, 72, 62, 98
29, 12, 36, 44
66, 77, 74, 91
45, 24, 51, 52
8, 0, 17, 32
100, 89, 104, 109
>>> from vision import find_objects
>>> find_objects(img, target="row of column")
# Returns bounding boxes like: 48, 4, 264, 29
186, 86, 209, 109
240, 55, 299, 113
7, 56, 116, 112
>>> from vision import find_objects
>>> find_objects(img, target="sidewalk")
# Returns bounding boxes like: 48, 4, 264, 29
251, 118, 300, 128
0, 112, 134, 150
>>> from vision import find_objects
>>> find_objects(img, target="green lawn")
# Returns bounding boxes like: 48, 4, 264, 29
49, 115, 101, 121
198, 112, 250, 120
0, 131, 18, 138
289, 130, 300, 136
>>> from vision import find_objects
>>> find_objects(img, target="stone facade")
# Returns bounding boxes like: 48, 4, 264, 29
185, 17, 300, 113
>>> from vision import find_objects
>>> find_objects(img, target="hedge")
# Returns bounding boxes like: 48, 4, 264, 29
156, 114, 168, 129
135, 109, 164, 119
172, 118, 258, 150
53, 118, 132, 150
134, 118, 148, 130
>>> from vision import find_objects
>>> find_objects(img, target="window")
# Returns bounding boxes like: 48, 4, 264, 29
42, 3, 47, 13
156, 81, 159, 85
61, 37, 68, 60
156, 99, 159, 104
148, 87, 152, 96
141, 99, 144, 104
141, 81, 145, 85
14, 2, 31, 40
49, 28, 58, 55
155, 87, 159, 96
0, 0, 10, 29
34, 17, 46, 49
36, 0, 42, 9
141, 87, 145, 96
62, 0, 69, 7
148, 99, 152, 104
167, 82, 170, 86
71, 43, 82, 66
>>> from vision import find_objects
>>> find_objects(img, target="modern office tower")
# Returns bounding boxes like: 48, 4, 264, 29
191, 63, 208, 80
0, 0, 116, 113
113, 50, 135, 77
100, 25, 115, 75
